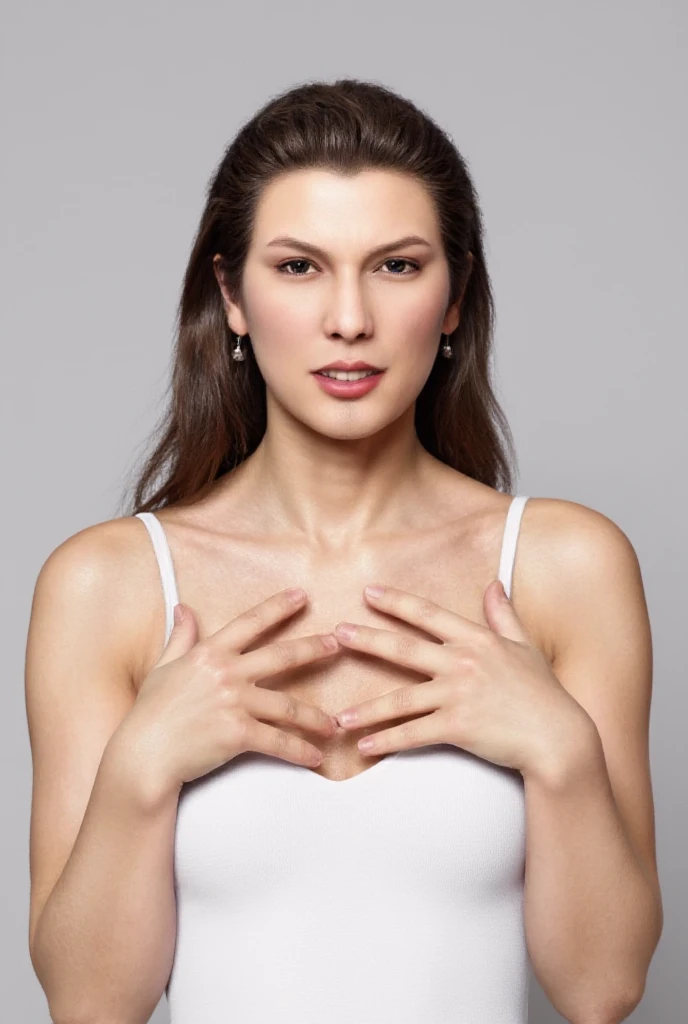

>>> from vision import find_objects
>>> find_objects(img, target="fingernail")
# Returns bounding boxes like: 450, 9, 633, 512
338, 709, 358, 726
365, 584, 385, 599
335, 622, 356, 639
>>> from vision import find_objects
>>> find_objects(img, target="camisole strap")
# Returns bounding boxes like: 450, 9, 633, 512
496, 495, 529, 601
135, 512, 180, 648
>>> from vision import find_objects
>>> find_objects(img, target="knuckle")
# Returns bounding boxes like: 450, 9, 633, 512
281, 693, 299, 722
454, 648, 478, 673
271, 727, 289, 757
220, 678, 243, 706
398, 720, 416, 747
394, 632, 418, 661
391, 686, 414, 714
272, 641, 297, 670
415, 598, 436, 624
242, 606, 265, 632
192, 641, 224, 676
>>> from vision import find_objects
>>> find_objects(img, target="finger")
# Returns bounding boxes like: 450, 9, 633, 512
333, 622, 445, 675
156, 603, 200, 666
241, 632, 340, 683
336, 681, 445, 730
209, 587, 309, 653
354, 709, 445, 757
242, 719, 325, 767
247, 686, 338, 737
484, 579, 533, 645
364, 585, 491, 644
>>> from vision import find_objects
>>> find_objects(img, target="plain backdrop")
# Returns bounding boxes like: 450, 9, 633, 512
3, 1, 686, 1020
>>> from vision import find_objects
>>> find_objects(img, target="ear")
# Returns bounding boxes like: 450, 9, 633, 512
442, 251, 474, 335
212, 254, 248, 336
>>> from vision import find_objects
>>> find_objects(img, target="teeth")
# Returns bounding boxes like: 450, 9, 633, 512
319, 369, 378, 381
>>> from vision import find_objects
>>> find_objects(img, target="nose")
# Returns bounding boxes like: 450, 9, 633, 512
323, 274, 373, 343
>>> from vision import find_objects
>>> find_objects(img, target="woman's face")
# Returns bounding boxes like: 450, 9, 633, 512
216, 168, 464, 441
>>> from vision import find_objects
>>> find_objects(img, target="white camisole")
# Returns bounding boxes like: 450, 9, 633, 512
135, 494, 531, 1023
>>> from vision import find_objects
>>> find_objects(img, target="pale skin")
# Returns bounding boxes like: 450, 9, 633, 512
27, 168, 662, 1022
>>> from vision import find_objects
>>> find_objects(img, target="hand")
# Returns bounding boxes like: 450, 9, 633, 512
332, 580, 590, 776
114, 588, 340, 799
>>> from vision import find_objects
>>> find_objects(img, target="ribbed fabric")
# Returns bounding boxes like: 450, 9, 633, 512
134, 494, 531, 1023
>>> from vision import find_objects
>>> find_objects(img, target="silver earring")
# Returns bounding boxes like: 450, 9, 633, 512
441, 333, 453, 358
232, 333, 245, 362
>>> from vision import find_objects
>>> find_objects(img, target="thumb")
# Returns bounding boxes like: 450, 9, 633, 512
483, 580, 530, 644
157, 603, 199, 665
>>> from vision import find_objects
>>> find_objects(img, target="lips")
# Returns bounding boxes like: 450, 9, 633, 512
312, 368, 385, 399
313, 360, 382, 373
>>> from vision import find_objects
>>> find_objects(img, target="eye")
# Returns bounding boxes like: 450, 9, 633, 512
276, 257, 420, 276
381, 258, 419, 275
276, 259, 314, 276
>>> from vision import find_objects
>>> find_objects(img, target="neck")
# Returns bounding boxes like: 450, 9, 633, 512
229, 399, 437, 548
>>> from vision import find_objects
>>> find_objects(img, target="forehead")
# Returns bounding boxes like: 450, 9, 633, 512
251, 168, 440, 244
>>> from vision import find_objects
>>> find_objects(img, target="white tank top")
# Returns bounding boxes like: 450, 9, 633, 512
135, 494, 531, 1023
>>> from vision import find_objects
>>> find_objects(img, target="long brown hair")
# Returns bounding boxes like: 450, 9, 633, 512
120, 78, 517, 515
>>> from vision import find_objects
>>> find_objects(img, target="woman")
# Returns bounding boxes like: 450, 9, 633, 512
26, 79, 662, 1024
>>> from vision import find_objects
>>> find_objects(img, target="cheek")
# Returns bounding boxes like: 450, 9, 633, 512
242, 263, 314, 329
390, 310, 444, 376
249, 297, 311, 339
392, 284, 448, 341
242, 280, 315, 371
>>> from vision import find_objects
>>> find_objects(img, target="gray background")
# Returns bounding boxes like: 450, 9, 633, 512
3, 0, 685, 1020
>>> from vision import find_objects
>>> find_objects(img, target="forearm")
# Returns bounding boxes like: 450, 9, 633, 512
31, 733, 181, 1024
522, 719, 662, 1024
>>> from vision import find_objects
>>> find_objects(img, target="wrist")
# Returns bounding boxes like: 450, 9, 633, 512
101, 726, 182, 813
522, 709, 604, 790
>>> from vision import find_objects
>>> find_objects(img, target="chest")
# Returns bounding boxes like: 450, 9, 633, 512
151, 524, 500, 782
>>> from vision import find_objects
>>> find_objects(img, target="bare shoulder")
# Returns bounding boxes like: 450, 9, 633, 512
516, 496, 645, 665
29, 515, 166, 692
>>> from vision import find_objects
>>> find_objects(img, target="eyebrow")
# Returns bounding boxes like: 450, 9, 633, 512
265, 234, 433, 260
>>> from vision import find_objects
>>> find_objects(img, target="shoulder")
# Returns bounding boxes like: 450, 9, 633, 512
518, 495, 639, 576
32, 515, 164, 687
516, 496, 645, 664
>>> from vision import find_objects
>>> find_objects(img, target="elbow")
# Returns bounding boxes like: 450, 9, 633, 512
570, 984, 646, 1024
607, 982, 646, 1022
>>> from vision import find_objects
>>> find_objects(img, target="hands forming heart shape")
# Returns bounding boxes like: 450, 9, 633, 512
327, 580, 594, 780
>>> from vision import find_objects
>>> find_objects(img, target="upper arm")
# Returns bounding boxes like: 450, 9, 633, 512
25, 521, 147, 962
522, 498, 662, 913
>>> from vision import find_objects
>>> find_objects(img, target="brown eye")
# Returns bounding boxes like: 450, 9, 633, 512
277, 259, 313, 275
